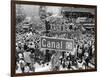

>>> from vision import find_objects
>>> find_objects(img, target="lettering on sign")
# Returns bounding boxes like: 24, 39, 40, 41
40, 36, 74, 51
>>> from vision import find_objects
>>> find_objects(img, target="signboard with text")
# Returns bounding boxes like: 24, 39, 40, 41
40, 36, 74, 51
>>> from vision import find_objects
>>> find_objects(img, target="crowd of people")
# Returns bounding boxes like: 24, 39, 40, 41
16, 10, 95, 73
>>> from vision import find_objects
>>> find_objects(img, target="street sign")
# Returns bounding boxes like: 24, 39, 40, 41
40, 36, 74, 51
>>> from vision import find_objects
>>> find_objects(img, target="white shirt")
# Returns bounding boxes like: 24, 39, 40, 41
23, 52, 31, 63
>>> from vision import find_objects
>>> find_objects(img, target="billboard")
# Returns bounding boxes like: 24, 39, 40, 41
40, 36, 74, 51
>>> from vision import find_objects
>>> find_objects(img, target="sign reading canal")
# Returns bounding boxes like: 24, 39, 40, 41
40, 36, 74, 51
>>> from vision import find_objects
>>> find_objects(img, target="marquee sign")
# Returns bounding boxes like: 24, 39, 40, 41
40, 36, 74, 51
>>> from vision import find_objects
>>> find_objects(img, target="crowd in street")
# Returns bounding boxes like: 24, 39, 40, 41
16, 12, 95, 73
